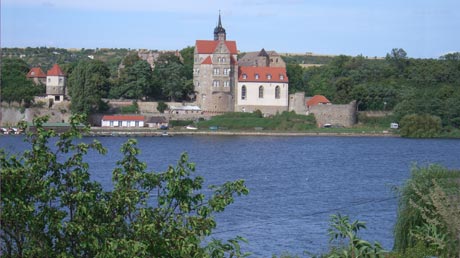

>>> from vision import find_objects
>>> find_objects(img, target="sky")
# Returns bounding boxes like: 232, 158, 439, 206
2, 0, 459, 58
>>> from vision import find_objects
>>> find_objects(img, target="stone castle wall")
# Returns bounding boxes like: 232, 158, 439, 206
288, 92, 307, 115
309, 101, 357, 127
1, 101, 71, 126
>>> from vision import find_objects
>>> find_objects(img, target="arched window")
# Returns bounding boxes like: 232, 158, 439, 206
275, 86, 280, 99
241, 85, 247, 100
259, 86, 264, 98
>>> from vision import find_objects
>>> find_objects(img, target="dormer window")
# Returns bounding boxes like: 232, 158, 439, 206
280, 75, 284, 80
242, 74, 247, 79
255, 74, 259, 80
267, 74, 272, 80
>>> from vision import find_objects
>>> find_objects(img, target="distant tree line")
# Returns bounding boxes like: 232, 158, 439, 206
286, 49, 460, 130
1, 46, 195, 115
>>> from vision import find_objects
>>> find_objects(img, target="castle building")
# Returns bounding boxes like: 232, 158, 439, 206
46, 64, 66, 102
193, 13, 238, 113
193, 13, 289, 115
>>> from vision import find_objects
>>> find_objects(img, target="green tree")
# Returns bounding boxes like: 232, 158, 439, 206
180, 46, 195, 80
0, 58, 43, 106
386, 48, 409, 74
286, 63, 306, 93
1, 115, 250, 257
399, 114, 442, 138
111, 55, 153, 99
152, 56, 190, 101
67, 60, 111, 115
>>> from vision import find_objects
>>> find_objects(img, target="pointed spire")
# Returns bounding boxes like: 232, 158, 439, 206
214, 10, 226, 41
218, 10, 222, 27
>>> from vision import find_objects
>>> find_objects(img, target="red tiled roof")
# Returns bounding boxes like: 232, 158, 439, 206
307, 95, 331, 107
238, 66, 288, 83
101, 115, 145, 121
195, 40, 237, 54
201, 56, 213, 64
47, 64, 65, 76
27, 67, 46, 78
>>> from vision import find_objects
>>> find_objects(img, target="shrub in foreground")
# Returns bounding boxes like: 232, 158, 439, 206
0, 115, 249, 257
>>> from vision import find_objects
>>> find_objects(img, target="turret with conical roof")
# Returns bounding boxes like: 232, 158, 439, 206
214, 11, 226, 41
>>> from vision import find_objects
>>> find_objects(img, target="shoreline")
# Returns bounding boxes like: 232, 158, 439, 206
88, 127, 399, 137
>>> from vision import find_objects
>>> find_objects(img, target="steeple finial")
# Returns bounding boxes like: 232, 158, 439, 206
214, 10, 226, 41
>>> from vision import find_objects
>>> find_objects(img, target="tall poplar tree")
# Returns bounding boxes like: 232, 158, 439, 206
68, 60, 110, 115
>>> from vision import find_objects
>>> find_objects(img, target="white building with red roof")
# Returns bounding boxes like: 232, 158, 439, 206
193, 13, 289, 115
101, 115, 145, 127
46, 64, 66, 102
236, 66, 289, 113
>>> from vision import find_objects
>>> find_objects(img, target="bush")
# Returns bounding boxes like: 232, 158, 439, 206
399, 114, 441, 138
170, 120, 192, 127
120, 101, 139, 114
157, 101, 168, 113
0, 115, 250, 257
393, 164, 460, 257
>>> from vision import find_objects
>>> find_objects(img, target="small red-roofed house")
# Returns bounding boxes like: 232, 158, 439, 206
27, 67, 47, 85
101, 115, 145, 127
306, 95, 331, 108
46, 64, 66, 102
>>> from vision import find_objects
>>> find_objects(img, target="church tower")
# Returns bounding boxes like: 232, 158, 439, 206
213, 12, 226, 41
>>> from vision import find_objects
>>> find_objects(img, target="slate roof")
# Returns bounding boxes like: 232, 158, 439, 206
47, 64, 65, 77
146, 116, 168, 123
306, 95, 331, 107
27, 67, 46, 78
238, 66, 288, 83
195, 40, 238, 54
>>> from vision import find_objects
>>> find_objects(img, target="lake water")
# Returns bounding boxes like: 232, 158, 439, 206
1, 135, 460, 257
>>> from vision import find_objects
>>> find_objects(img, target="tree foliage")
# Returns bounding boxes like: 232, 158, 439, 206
156, 101, 168, 113
67, 60, 111, 115
290, 49, 460, 131
1, 58, 44, 106
327, 213, 385, 258
0, 115, 250, 257
110, 53, 153, 99
393, 164, 460, 257
399, 114, 442, 138
152, 53, 193, 101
